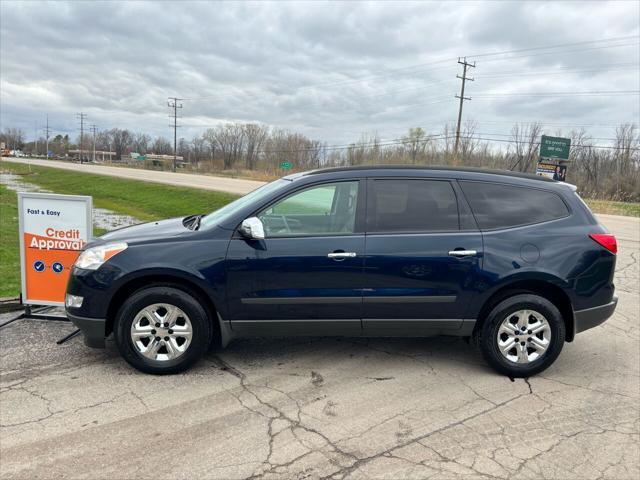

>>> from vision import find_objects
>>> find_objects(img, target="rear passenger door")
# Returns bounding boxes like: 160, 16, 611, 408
362, 178, 483, 335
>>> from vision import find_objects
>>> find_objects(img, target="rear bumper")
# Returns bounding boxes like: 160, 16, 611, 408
574, 295, 618, 335
67, 312, 106, 348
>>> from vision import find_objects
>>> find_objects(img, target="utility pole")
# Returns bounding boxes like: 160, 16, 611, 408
454, 57, 475, 158
43, 114, 51, 158
89, 124, 97, 162
77, 112, 87, 163
34, 122, 38, 157
167, 97, 183, 172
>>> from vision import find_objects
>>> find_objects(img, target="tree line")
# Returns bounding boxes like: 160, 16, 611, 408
2, 122, 638, 201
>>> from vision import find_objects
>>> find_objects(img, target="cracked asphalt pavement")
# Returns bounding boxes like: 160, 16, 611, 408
1, 214, 638, 479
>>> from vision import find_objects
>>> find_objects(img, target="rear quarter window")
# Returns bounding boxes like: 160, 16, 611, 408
459, 181, 569, 230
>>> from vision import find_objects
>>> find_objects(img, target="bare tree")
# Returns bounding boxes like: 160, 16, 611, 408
0, 127, 25, 149
133, 133, 151, 154
243, 124, 269, 170
402, 127, 428, 164
459, 121, 479, 162
152, 136, 172, 155
213, 124, 245, 169
508, 122, 542, 172
108, 128, 133, 160
191, 135, 206, 165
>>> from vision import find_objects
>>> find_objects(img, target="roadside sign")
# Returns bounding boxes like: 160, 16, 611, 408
539, 135, 571, 160
18, 192, 92, 306
536, 162, 567, 182
280, 161, 292, 170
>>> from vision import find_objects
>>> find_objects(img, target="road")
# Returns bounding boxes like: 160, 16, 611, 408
2, 158, 266, 195
1, 216, 638, 478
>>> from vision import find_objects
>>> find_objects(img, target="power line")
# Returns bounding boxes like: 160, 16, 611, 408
473, 90, 640, 98
178, 35, 639, 100
460, 135, 639, 151
473, 42, 638, 64
168, 97, 183, 172
454, 57, 475, 156
471, 120, 635, 128
33, 121, 38, 156
256, 134, 448, 155
466, 35, 639, 59
43, 114, 51, 158
474, 63, 639, 79
283, 36, 640, 91
473, 131, 626, 142
254, 133, 638, 155
89, 124, 98, 162
76, 112, 87, 163
311, 36, 640, 89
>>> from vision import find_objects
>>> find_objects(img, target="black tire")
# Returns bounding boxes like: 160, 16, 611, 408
479, 294, 565, 378
114, 286, 211, 374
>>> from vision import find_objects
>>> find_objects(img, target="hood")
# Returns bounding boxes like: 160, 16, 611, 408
98, 217, 191, 243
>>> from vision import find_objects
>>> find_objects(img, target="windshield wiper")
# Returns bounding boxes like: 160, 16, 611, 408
191, 214, 204, 231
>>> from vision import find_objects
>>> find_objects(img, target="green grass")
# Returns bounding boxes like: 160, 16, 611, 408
584, 199, 640, 218
2, 161, 239, 222
0, 184, 21, 297
0, 161, 239, 298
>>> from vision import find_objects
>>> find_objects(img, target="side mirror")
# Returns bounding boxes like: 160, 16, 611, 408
239, 217, 265, 240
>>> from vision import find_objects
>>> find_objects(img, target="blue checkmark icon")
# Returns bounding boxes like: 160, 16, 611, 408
33, 260, 46, 272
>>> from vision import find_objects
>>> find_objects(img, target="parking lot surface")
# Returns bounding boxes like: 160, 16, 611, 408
1, 214, 638, 480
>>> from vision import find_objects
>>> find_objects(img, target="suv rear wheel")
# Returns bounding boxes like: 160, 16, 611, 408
479, 294, 565, 377
114, 286, 211, 374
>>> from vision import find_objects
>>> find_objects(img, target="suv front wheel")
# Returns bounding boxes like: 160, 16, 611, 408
114, 286, 211, 374
479, 294, 566, 377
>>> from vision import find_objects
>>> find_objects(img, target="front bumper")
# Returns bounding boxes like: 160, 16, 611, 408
574, 295, 618, 335
67, 312, 106, 348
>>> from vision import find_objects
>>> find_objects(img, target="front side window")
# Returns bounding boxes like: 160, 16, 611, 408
367, 179, 460, 233
459, 181, 569, 230
258, 181, 359, 237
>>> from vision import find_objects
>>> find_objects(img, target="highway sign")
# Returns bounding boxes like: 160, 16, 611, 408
280, 161, 292, 170
540, 135, 571, 160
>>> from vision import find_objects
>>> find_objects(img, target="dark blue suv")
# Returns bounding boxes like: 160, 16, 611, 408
65, 166, 618, 377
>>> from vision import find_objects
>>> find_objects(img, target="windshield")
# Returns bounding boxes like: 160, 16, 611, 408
199, 179, 290, 230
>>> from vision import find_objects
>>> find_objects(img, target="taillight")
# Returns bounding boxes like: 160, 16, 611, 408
589, 234, 617, 254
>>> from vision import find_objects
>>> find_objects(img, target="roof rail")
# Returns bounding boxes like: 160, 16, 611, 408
304, 165, 556, 182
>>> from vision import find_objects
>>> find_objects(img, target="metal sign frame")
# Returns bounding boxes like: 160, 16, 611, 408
18, 192, 93, 306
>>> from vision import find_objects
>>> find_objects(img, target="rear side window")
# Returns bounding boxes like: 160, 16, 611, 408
460, 181, 569, 230
367, 179, 459, 232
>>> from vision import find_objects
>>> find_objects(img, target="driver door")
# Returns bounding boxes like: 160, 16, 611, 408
225, 180, 365, 336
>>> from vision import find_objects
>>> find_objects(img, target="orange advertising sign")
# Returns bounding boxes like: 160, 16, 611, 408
18, 193, 92, 306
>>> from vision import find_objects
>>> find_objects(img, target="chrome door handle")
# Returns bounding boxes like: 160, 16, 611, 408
327, 252, 357, 259
448, 250, 477, 257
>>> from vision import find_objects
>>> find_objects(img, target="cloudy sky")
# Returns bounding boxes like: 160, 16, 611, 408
1, 0, 638, 147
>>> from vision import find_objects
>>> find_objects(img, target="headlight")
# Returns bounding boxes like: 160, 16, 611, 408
74, 242, 128, 270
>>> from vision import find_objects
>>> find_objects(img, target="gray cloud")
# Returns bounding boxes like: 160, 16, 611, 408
1, 0, 638, 146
